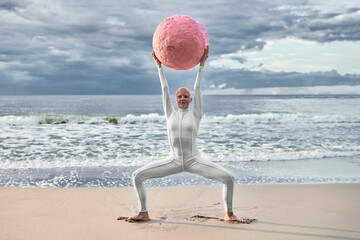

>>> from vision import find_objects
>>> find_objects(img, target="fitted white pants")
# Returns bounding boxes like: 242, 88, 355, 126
132, 157, 234, 212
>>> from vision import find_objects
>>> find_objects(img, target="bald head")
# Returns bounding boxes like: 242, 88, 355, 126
176, 87, 191, 97
175, 87, 192, 109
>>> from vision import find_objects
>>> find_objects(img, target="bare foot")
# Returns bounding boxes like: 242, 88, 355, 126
224, 212, 245, 223
127, 211, 150, 222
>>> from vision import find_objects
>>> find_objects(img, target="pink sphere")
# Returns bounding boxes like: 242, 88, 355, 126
153, 15, 209, 70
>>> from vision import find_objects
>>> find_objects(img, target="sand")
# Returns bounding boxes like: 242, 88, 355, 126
0, 184, 359, 240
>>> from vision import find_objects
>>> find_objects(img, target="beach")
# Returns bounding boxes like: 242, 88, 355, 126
1, 95, 359, 239
1, 184, 359, 240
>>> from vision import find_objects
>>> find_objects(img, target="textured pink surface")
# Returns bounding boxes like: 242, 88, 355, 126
153, 15, 209, 70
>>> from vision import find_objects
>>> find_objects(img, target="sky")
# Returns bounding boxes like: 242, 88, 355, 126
1, 0, 360, 95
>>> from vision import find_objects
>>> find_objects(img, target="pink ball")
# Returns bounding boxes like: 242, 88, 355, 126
153, 15, 209, 70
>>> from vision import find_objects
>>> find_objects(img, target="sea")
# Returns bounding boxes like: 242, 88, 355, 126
0, 95, 359, 187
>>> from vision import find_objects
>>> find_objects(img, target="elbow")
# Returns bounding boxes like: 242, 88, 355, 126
194, 82, 202, 90
194, 87, 201, 95
162, 85, 169, 92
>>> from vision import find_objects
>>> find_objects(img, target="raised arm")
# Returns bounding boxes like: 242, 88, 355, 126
152, 50, 174, 118
193, 66, 204, 118
193, 46, 209, 118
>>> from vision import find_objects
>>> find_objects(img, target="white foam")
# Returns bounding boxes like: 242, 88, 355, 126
1, 113, 359, 126
1, 113, 359, 170
207, 149, 359, 163
0, 113, 166, 125
203, 113, 360, 124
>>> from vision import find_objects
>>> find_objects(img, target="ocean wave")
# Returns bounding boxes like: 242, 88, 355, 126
0, 113, 165, 125
1, 113, 359, 125
1, 145, 359, 170
209, 149, 360, 163
203, 113, 360, 124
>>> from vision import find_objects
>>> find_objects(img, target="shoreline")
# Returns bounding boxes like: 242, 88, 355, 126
2, 156, 360, 187
1, 181, 360, 188
1, 184, 360, 240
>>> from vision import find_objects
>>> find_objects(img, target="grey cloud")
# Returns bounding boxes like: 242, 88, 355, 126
285, 7, 360, 42
347, 7, 360, 13
0, 0, 24, 11
205, 68, 360, 90
0, 2, 16, 10
230, 56, 247, 64
1, 0, 360, 95
240, 40, 267, 52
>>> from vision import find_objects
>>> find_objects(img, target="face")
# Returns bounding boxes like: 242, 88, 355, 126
176, 88, 192, 109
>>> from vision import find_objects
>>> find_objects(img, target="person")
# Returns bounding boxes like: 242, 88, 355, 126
127, 46, 244, 223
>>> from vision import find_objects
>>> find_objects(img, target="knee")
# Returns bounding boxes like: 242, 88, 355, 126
132, 170, 142, 183
223, 172, 234, 185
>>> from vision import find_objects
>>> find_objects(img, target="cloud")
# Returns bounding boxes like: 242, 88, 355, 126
203, 85, 360, 95
0, 0, 25, 11
306, 10, 360, 42
204, 68, 360, 89
0, 0, 359, 95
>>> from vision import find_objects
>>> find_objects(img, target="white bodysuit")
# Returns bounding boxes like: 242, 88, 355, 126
132, 66, 235, 212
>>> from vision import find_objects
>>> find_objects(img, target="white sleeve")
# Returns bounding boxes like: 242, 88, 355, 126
193, 65, 204, 118
158, 67, 174, 118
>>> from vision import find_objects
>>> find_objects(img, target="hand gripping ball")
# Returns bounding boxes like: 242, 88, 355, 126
153, 15, 209, 70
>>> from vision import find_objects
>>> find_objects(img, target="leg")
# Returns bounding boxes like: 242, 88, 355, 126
186, 158, 245, 222
186, 158, 234, 212
131, 159, 181, 216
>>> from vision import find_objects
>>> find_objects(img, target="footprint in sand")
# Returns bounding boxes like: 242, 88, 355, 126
189, 215, 257, 224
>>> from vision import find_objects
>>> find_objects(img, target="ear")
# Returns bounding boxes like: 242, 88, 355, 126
190, 97, 193, 103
